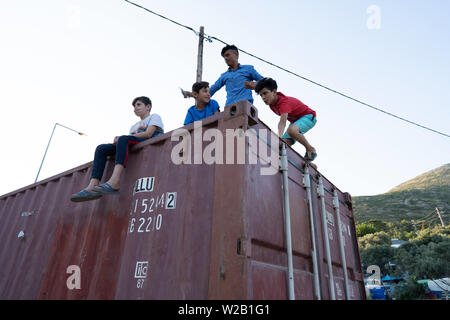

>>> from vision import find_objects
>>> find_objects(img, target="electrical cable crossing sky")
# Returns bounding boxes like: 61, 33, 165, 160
124, 0, 450, 139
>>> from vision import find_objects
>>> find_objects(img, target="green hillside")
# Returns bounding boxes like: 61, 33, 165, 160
389, 163, 450, 192
353, 164, 450, 223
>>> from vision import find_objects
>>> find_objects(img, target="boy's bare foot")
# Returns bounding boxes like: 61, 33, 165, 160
85, 183, 100, 192
104, 181, 120, 191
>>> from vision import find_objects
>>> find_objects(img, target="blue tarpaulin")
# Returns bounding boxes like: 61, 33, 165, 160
370, 287, 386, 300
381, 275, 403, 281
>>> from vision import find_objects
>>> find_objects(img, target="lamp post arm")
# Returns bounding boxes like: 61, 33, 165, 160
56, 122, 84, 135
35, 123, 57, 183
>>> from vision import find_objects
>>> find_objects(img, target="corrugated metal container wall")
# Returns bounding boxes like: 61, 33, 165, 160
0, 101, 366, 300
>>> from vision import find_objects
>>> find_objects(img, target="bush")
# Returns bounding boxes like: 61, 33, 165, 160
392, 278, 426, 300
356, 223, 377, 237
360, 245, 395, 275
359, 231, 391, 250
393, 234, 450, 279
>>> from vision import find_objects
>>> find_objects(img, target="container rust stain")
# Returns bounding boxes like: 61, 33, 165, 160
0, 101, 365, 300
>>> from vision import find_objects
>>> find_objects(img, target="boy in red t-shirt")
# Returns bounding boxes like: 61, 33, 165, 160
254, 77, 317, 161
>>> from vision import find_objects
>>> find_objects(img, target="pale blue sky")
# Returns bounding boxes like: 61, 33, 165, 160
0, 0, 449, 197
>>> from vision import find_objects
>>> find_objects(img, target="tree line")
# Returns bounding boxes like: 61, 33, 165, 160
356, 219, 450, 299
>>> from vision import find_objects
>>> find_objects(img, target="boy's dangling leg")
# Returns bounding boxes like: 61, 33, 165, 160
103, 135, 145, 190
286, 124, 317, 160
88, 143, 116, 190
104, 164, 124, 191
70, 143, 116, 201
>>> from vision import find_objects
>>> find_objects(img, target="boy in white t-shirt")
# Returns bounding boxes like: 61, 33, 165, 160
71, 96, 164, 202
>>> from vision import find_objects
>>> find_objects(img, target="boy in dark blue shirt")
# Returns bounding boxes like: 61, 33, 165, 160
184, 81, 220, 125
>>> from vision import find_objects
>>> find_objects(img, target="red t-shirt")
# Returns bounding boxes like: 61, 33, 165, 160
269, 92, 316, 123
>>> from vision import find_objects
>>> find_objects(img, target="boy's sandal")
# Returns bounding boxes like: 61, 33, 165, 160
70, 189, 103, 202
92, 183, 120, 195
304, 151, 318, 162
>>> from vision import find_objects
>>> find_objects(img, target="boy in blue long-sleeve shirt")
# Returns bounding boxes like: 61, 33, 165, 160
182, 45, 263, 106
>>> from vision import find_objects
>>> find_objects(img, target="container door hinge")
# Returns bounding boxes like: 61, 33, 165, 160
279, 155, 288, 171
317, 178, 325, 198
302, 173, 310, 188
237, 238, 251, 257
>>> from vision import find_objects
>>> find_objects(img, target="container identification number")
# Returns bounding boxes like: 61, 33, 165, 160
127, 192, 177, 234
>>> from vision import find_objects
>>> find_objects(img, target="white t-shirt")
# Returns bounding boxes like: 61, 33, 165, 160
129, 114, 164, 135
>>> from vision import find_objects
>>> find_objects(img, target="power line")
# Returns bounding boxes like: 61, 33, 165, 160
422, 211, 437, 220
423, 216, 437, 222
124, 0, 450, 139
124, 0, 197, 34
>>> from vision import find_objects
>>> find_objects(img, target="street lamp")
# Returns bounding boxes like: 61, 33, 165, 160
35, 122, 86, 183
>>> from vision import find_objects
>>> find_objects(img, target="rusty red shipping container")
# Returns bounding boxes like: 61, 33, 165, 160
0, 101, 366, 300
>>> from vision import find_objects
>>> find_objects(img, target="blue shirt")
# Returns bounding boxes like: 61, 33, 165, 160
184, 99, 220, 125
210, 64, 263, 106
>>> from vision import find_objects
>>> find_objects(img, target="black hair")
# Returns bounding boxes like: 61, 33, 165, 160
221, 44, 239, 57
255, 77, 278, 94
192, 81, 210, 93
132, 96, 152, 107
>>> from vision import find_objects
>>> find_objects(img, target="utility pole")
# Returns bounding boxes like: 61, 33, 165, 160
436, 208, 445, 227
196, 26, 204, 82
